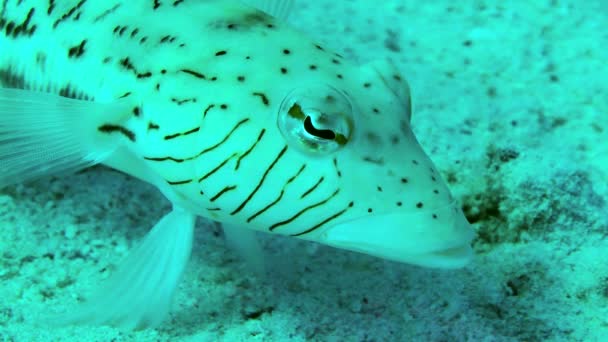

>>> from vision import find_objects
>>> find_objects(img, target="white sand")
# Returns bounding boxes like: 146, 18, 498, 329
1, 1, 607, 341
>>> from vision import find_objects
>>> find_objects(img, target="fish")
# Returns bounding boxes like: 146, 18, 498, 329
0, 0, 475, 329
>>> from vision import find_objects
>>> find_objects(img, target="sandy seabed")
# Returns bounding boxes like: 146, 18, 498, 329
1, 1, 607, 341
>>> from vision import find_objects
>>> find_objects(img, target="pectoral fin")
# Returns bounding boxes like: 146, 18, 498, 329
52, 208, 196, 329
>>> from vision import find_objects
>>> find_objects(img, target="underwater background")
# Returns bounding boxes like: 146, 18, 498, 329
1, 0, 607, 341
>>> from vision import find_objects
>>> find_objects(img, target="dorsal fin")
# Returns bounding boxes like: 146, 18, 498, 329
240, 0, 295, 21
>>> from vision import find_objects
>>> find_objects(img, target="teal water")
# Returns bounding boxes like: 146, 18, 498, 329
1, 1, 607, 341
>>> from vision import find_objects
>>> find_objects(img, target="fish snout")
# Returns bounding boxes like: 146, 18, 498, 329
314, 200, 475, 268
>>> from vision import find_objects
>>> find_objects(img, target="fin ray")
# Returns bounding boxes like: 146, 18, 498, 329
240, 0, 295, 21
0, 88, 130, 188
52, 208, 196, 329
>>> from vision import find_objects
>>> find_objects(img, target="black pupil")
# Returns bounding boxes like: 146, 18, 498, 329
303, 116, 336, 140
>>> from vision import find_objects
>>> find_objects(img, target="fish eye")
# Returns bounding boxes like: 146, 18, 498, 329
278, 85, 353, 155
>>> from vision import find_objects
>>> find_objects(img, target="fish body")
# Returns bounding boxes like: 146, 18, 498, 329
0, 0, 474, 328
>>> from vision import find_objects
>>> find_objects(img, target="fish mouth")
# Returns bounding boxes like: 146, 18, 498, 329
316, 200, 475, 268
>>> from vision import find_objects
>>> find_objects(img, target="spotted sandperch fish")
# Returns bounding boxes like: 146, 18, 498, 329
0, 0, 475, 329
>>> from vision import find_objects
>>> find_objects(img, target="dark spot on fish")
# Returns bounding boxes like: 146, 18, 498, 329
5, 8, 37, 38
171, 97, 197, 105
309, 64, 317, 70
333, 158, 342, 178
160, 35, 176, 43
148, 122, 160, 130
119, 57, 135, 71
280, 67, 288, 74
0, 68, 26, 88
180, 69, 206, 79
48, 0, 56, 15
237, 76, 245, 82
53, 0, 86, 29
67, 40, 87, 59
167, 179, 192, 186
93, 4, 122, 23
416, 202, 424, 209
98, 124, 136, 142
215, 50, 227, 56
210, 11, 274, 32
283, 49, 291, 55
164, 126, 199, 140
12, 24, 22, 37
203, 104, 215, 117
133, 107, 140, 116
5, 22, 15, 36
220, 104, 228, 110
252, 92, 270, 106
59, 84, 91, 100
364, 157, 384, 165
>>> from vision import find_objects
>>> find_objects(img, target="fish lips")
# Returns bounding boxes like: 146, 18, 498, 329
316, 201, 475, 268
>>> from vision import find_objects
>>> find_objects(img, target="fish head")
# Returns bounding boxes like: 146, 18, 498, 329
256, 58, 475, 268
176, 12, 474, 268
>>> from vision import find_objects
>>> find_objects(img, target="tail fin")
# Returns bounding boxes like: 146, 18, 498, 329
0, 88, 131, 188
